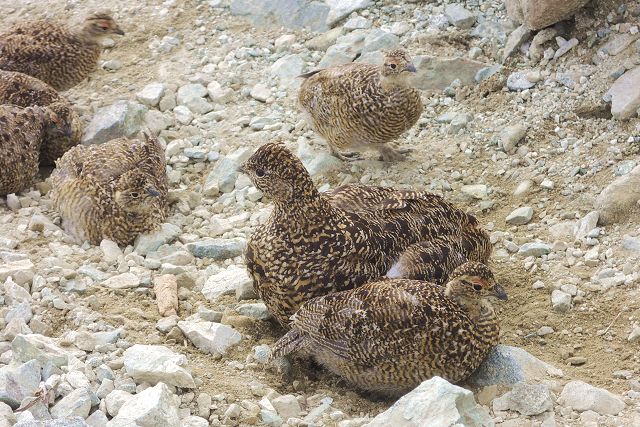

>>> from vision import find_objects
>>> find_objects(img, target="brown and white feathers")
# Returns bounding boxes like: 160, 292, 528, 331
48, 133, 168, 246
242, 143, 488, 326
0, 11, 124, 90
269, 262, 507, 397
298, 48, 423, 161
0, 70, 83, 165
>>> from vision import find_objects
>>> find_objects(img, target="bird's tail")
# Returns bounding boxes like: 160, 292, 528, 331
298, 69, 323, 79
269, 329, 304, 361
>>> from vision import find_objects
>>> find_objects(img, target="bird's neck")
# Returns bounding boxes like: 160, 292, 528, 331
272, 190, 335, 228
460, 299, 500, 345
74, 25, 101, 45
380, 73, 411, 92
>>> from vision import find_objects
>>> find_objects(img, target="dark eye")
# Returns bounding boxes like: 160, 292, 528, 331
255, 169, 265, 178
473, 284, 482, 291
389, 63, 397, 69
130, 192, 140, 198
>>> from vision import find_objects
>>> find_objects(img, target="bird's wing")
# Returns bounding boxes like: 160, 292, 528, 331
0, 34, 58, 68
327, 185, 440, 212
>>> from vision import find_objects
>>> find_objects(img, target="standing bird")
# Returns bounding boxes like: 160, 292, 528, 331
48, 133, 168, 246
242, 143, 487, 326
269, 262, 507, 397
0, 70, 83, 165
298, 48, 422, 161
0, 11, 124, 91
0, 105, 71, 196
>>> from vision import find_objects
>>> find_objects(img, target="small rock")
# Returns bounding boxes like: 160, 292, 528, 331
100, 239, 123, 263
173, 106, 194, 125
461, 184, 488, 200
111, 383, 180, 427
102, 273, 140, 289
106, 390, 133, 417
123, 344, 195, 388
51, 387, 92, 419
136, 83, 166, 107
236, 303, 271, 320
507, 72, 535, 91
551, 290, 572, 313
186, 238, 245, 260
606, 65, 640, 120
203, 265, 252, 300
270, 54, 304, 81
134, 223, 181, 256
506, 206, 534, 225
325, 0, 371, 27
250, 84, 271, 102
504, 382, 553, 416
271, 394, 302, 421
558, 381, 625, 415
0, 360, 41, 409
594, 164, 640, 224
82, 101, 147, 145
574, 211, 599, 240
444, 4, 476, 29
501, 124, 527, 153
177, 321, 242, 355
518, 242, 550, 257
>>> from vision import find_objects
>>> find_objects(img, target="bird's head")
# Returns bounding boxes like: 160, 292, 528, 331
381, 48, 417, 78
44, 102, 77, 139
114, 171, 162, 214
444, 261, 507, 304
84, 11, 124, 38
239, 142, 317, 203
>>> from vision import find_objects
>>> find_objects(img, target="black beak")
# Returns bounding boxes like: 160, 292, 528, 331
146, 187, 160, 197
493, 283, 508, 301
405, 63, 417, 73
237, 164, 246, 174
114, 27, 125, 36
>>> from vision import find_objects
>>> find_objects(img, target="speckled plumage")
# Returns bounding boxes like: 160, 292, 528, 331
0, 70, 83, 165
0, 12, 124, 91
48, 133, 168, 246
270, 262, 507, 396
242, 143, 487, 326
298, 49, 423, 161
0, 104, 70, 196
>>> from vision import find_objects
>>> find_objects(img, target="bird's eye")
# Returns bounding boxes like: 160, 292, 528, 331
255, 169, 266, 178
389, 63, 397, 69
473, 284, 482, 291
130, 192, 140, 198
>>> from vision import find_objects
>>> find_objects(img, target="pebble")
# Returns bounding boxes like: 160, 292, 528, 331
123, 344, 195, 388
250, 84, 271, 102
551, 290, 572, 313
518, 242, 550, 257
507, 72, 535, 91
178, 320, 242, 356
558, 381, 625, 415
501, 124, 527, 153
506, 206, 534, 225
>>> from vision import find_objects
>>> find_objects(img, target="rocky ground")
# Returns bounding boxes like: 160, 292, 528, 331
1, 0, 640, 426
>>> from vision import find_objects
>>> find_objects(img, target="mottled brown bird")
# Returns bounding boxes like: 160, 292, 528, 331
0, 11, 124, 91
242, 143, 487, 326
48, 133, 168, 246
0, 70, 83, 165
0, 104, 71, 196
298, 48, 422, 161
270, 262, 507, 397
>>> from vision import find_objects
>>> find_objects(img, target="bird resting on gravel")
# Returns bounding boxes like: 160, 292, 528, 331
298, 48, 422, 162
0, 11, 124, 91
0, 70, 83, 165
48, 132, 168, 246
0, 104, 71, 196
269, 262, 507, 396
242, 142, 488, 326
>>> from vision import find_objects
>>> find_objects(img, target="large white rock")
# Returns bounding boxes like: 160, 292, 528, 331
178, 321, 241, 356
202, 265, 252, 301
102, 273, 140, 290
123, 345, 195, 388
82, 101, 147, 145
606, 66, 640, 120
325, 0, 372, 27
111, 383, 180, 427
506, 0, 589, 30
595, 164, 640, 225
365, 377, 492, 427
50, 387, 92, 419
0, 259, 35, 286
558, 381, 625, 415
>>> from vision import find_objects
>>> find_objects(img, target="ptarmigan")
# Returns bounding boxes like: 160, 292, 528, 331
270, 262, 507, 397
242, 143, 488, 326
0, 11, 124, 90
0, 105, 71, 196
298, 48, 422, 161
48, 133, 168, 246
0, 70, 83, 165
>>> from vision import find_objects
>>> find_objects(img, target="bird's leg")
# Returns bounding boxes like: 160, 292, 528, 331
329, 145, 362, 161
378, 144, 411, 162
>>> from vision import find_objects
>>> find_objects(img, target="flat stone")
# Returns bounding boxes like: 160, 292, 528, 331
111, 383, 180, 427
202, 265, 252, 301
134, 223, 182, 256
51, 387, 92, 419
178, 321, 241, 356
100, 239, 123, 263
503, 24, 532, 61
595, 164, 640, 224
102, 273, 140, 289
366, 376, 492, 427
444, 4, 476, 29
14, 418, 89, 427
558, 381, 625, 415
506, 207, 534, 225
82, 101, 147, 145
86, 410, 109, 427
173, 106, 193, 125
136, 83, 166, 107
0, 360, 41, 409
230, 0, 330, 32
105, 390, 134, 417
271, 394, 302, 421
186, 238, 245, 260
250, 84, 270, 102
551, 290, 572, 313
362, 29, 399, 53
123, 344, 195, 388
600, 33, 639, 56
325, 0, 371, 27
180, 416, 209, 427
606, 66, 640, 120
518, 242, 550, 257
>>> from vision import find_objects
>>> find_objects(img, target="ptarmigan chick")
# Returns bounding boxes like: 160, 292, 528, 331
48, 133, 168, 246
0, 11, 124, 90
298, 48, 422, 161
270, 262, 507, 397
0, 70, 83, 165
242, 143, 487, 326
0, 105, 71, 196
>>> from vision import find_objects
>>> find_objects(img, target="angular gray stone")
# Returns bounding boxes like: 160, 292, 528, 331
105, 390, 133, 417
518, 242, 550, 257
366, 377, 492, 427
123, 344, 195, 388
51, 387, 92, 419
202, 265, 252, 301
231, 0, 330, 32
177, 321, 241, 356
594, 164, 640, 224
410, 56, 490, 91
467, 345, 563, 387
506, 206, 534, 225
271, 54, 305, 81
325, 0, 371, 27
606, 66, 640, 120
176, 84, 212, 114
444, 4, 476, 29
558, 381, 625, 415
0, 360, 41, 409
574, 211, 599, 240
362, 29, 399, 53
12, 334, 69, 368
86, 410, 109, 427
551, 290, 572, 313
205, 147, 252, 193
134, 223, 182, 256
82, 101, 147, 145
506, 0, 589, 31
136, 83, 166, 107
503, 24, 532, 61
504, 382, 554, 416
501, 124, 527, 153
318, 31, 365, 68
236, 303, 271, 320
186, 238, 245, 260
111, 383, 180, 427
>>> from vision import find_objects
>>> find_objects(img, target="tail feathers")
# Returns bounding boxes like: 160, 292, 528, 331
269, 329, 305, 361
298, 69, 323, 79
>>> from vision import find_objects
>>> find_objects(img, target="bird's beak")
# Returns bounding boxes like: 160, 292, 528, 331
113, 26, 125, 36
63, 125, 73, 138
493, 283, 508, 301
146, 187, 160, 197
237, 164, 247, 174
405, 63, 417, 73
